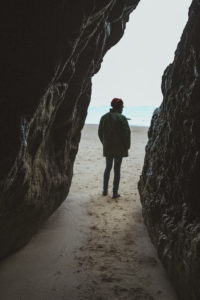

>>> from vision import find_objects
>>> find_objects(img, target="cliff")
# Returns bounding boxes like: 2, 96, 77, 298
138, 0, 200, 299
0, 0, 140, 258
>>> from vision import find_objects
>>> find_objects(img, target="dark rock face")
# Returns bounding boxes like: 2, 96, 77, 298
0, 0, 140, 258
138, 1, 200, 299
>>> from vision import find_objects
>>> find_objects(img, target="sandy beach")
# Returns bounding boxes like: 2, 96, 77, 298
0, 124, 177, 300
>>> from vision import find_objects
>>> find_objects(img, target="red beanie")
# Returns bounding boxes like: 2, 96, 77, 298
111, 98, 123, 108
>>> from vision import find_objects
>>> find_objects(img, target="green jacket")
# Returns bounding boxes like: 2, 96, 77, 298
98, 109, 131, 157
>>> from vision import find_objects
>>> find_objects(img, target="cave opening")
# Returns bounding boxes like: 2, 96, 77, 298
86, 0, 191, 127
66, 1, 192, 298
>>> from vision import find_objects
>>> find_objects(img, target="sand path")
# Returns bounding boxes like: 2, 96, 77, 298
0, 125, 177, 300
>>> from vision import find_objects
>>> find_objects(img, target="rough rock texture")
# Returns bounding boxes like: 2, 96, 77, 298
0, 0, 140, 258
138, 1, 200, 299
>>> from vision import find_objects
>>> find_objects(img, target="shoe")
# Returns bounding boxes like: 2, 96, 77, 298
113, 193, 120, 199
102, 190, 108, 196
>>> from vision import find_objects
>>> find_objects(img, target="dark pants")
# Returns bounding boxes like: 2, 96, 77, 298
103, 157, 122, 193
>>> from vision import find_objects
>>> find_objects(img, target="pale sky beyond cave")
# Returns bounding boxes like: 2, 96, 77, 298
90, 0, 192, 107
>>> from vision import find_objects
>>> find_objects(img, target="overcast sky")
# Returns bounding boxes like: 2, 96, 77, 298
90, 0, 192, 107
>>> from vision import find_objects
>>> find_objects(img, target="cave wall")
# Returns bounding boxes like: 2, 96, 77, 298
0, 0, 140, 258
138, 0, 200, 299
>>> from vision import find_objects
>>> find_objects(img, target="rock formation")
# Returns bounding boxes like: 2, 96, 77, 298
139, 0, 200, 299
0, 0, 140, 258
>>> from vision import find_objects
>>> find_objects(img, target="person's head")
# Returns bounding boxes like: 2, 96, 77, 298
111, 98, 124, 113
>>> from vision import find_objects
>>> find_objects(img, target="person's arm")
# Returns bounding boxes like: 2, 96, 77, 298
122, 117, 131, 149
98, 117, 103, 143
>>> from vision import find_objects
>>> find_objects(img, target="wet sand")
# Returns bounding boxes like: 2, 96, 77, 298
0, 124, 177, 300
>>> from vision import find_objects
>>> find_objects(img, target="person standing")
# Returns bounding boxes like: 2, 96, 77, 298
98, 98, 131, 198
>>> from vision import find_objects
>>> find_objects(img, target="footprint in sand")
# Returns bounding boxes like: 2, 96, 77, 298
138, 256, 158, 267
90, 225, 98, 231
101, 273, 122, 283
113, 285, 154, 300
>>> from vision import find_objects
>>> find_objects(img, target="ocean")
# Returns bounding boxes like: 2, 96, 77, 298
85, 106, 157, 127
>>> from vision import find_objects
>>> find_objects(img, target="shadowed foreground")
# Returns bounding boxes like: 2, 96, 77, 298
0, 125, 177, 300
